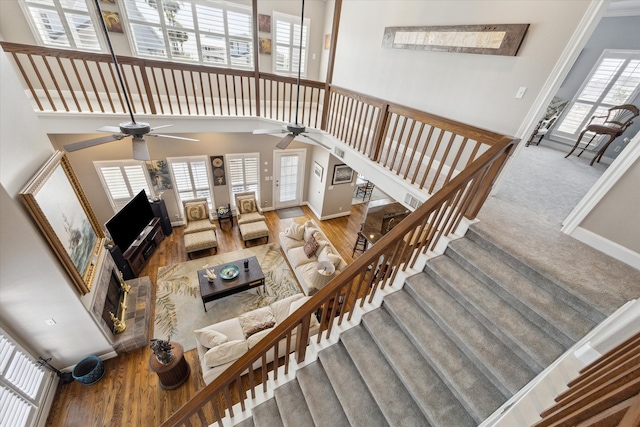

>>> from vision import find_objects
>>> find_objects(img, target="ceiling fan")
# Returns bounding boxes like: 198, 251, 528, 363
63, 0, 198, 161
253, 0, 326, 150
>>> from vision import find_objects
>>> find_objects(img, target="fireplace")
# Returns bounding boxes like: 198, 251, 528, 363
91, 249, 152, 354
101, 269, 125, 333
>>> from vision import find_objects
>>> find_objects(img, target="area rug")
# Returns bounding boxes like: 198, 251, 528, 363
276, 206, 305, 219
153, 243, 302, 351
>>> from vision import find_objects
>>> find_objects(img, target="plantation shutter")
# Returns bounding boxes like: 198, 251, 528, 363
554, 50, 640, 142
227, 153, 259, 206
273, 12, 309, 76
94, 161, 152, 211
167, 156, 214, 216
0, 328, 54, 427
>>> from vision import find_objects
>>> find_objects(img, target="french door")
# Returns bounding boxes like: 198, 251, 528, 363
273, 149, 305, 209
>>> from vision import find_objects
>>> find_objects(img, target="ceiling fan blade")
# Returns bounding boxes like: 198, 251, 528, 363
302, 134, 331, 150
150, 124, 173, 131
304, 128, 324, 134
132, 138, 151, 161
147, 133, 199, 142
63, 134, 124, 152
97, 125, 122, 133
253, 128, 286, 135
276, 133, 296, 149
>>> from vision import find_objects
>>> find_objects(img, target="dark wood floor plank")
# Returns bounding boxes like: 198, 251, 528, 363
45, 202, 367, 427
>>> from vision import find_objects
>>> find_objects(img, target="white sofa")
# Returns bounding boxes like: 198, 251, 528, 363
195, 294, 319, 385
279, 220, 348, 295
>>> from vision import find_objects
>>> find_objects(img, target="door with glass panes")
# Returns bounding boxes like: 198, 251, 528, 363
273, 150, 305, 209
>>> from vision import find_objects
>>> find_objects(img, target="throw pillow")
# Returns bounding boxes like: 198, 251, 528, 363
194, 328, 228, 349
304, 226, 318, 242
185, 202, 207, 222
238, 197, 257, 214
203, 340, 248, 368
284, 222, 305, 240
239, 306, 276, 339
303, 234, 319, 258
318, 246, 342, 269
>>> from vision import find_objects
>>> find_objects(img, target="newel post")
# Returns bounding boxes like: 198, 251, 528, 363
295, 316, 311, 364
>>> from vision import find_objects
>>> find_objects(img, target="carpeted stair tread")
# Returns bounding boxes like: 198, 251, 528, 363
341, 325, 430, 426
384, 290, 505, 422
447, 237, 596, 345
251, 398, 284, 427
404, 273, 535, 395
362, 308, 476, 427
234, 418, 255, 427
296, 361, 350, 427
273, 379, 314, 427
426, 255, 565, 370
318, 343, 387, 427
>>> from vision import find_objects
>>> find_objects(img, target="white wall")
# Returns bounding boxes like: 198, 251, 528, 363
0, 46, 113, 369
332, 0, 593, 137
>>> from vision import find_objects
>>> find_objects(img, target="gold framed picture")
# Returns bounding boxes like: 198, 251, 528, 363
20, 151, 105, 294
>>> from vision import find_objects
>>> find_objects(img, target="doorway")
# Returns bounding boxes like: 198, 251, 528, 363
273, 149, 306, 209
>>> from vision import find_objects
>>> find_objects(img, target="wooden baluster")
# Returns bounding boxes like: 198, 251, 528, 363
364, 105, 377, 157
212, 398, 223, 426
223, 386, 233, 418
261, 353, 268, 393
371, 103, 390, 162
56, 58, 81, 112
215, 74, 223, 115
171, 69, 182, 114
465, 140, 483, 168
273, 339, 279, 381
83, 60, 104, 112
138, 63, 156, 115
29, 54, 56, 111
420, 128, 444, 191
181, 70, 191, 115
231, 75, 238, 116
160, 69, 173, 114
429, 132, 457, 193
337, 281, 354, 325
247, 363, 256, 399
70, 59, 92, 112
235, 375, 245, 411
106, 62, 125, 113
96, 62, 115, 113
295, 313, 310, 364
196, 409, 207, 427
42, 56, 69, 111
444, 137, 469, 185
396, 118, 415, 176
12, 53, 43, 111
190, 71, 199, 115
239, 75, 245, 116
411, 125, 434, 184
119, 63, 137, 114
284, 331, 292, 375
404, 122, 425, 180
223, 75, 230, 115
205, 73, 214, 116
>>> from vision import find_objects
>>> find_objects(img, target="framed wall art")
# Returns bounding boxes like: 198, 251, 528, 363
146, 159, 173, 191
313, 162, 324, 181
258, 14, 271, 33
332, 164, 354, 185
20, 151, 105, 294
210, 155, 226, 186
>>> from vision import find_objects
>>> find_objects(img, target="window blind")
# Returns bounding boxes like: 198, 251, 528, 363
167, 156, 214, 215
227, 153, 259, 205
94, 161, 152, 212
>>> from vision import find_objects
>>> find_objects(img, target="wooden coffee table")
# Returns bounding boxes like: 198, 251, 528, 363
197, 256, 265, 312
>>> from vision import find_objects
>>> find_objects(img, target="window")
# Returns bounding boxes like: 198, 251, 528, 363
123, 0, 253, 68
273, 12, 310, 76
554, 50, 640, 143
227, 153, 260, 206
167, 156, 214, 216
95, 161, 153, 212
0, 328, 54, 427
20, 0, 103, 51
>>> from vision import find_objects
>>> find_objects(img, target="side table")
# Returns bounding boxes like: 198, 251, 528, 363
148, 341, 190, 390
217, 204, 234, 228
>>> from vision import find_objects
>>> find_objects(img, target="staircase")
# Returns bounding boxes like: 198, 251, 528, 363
232, 226, 608, 427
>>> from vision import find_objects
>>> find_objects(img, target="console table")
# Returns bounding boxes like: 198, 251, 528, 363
148, 342, 190, 390
123, 217, 164, 277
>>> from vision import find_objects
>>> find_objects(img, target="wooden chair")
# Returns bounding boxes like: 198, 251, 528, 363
355, 181, 375, 201
525, 115, 558, 147
564, 104, 639, 165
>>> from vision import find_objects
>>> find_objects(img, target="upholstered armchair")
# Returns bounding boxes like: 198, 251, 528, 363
234, 191, 265, 225
182, 198, 217, 235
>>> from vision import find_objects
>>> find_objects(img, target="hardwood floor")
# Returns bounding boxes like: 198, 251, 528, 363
45, 203, 369, 427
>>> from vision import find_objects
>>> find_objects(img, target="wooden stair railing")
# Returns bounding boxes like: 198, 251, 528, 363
533, 332, 640, 427
159, 137, 518, 427
2, 42, 509, 201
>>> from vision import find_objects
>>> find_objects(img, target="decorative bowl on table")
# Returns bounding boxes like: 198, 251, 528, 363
219, 264, 240, 280
217, 206, 229, 216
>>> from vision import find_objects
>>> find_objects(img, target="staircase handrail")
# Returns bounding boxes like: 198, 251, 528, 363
159, 135, 518, 427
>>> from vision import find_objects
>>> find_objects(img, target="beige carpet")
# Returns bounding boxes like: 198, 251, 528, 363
153, 243, 303, 351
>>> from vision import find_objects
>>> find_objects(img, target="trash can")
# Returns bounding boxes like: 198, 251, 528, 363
72, 356, 105, 385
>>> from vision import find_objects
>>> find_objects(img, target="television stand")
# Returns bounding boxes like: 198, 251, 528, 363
123, 217, 164, 277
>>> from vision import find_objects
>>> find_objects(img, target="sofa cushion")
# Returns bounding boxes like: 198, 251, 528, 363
313, 233, 330, 257
279, 234, 306, 252
304, 226, 319, 242
246, 327, 274, 348
284, 222, 305, 240
185, 202, 207, 222
203, 340, 248, 368
237, 196, 257, 214
194, 327, 228, 349
288, 246, 316, 268
270, 294, 305, 324
303, 234, 320, 258
239, 306, 276, 339
297, 263, 334, 292
318, 246, 342, 269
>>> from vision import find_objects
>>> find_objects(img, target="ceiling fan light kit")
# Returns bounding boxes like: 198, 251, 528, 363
63, 0, 198, 161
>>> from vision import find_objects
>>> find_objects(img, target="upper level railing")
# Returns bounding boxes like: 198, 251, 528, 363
1, 41, 519, 426
2, 41, 508, 199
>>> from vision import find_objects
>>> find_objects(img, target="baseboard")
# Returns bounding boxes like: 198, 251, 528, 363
569, 226, 640, 270
319, 211, 351, 220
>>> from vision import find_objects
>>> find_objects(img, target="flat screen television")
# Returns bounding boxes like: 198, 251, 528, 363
105, 190, 155, 251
